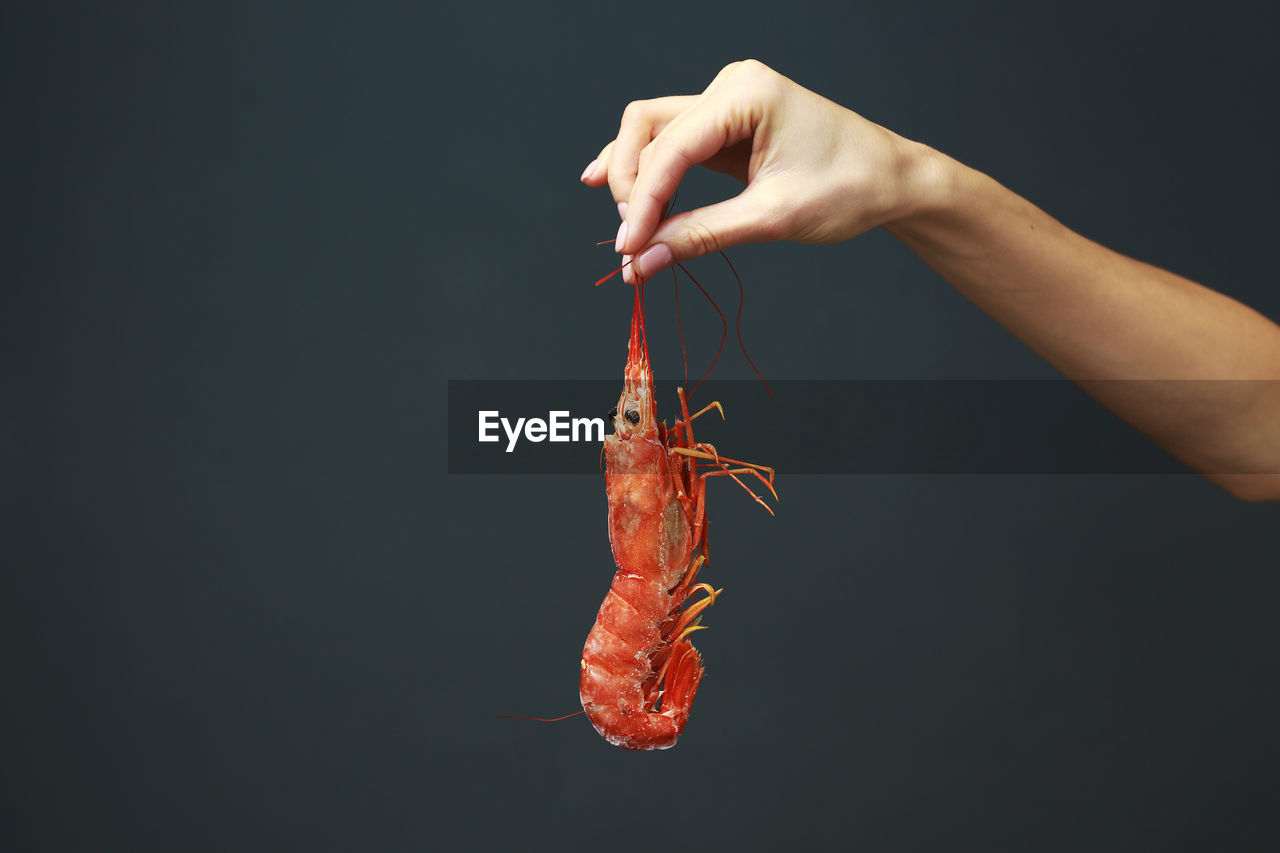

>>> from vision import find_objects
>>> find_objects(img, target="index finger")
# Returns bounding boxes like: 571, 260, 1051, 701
617, 95, 760, 256
601, 96, 696, 209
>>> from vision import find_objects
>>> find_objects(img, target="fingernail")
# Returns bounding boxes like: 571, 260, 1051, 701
614, 220, 628, 253
580, 159, 598, 182
622, 255, 634, 285
617, 201, 628, 220
633, 243, 673, 280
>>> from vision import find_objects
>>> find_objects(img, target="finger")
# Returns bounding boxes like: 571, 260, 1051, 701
617, 97, 759, 255
628, 188, 785, 281
605, 96, 697, 208
584, 143, 630, 220
579, 141, 614, 186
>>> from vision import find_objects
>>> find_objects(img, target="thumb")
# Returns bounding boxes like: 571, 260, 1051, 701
629, 190, 783, 281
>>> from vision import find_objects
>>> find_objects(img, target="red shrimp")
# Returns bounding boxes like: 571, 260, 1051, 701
578, 281, 775, 750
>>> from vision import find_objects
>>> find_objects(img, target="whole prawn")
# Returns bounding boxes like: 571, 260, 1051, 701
579, 278, 775, 750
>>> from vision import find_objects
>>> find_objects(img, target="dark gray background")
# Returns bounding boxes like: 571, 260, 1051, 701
5, 0, 1278, 849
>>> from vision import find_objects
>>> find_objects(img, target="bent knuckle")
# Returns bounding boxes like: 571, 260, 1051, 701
620, 99, 654, 128
732, 58, 776, 84
710, 59, 749, 88
684, 221, 722, 257
650, 134, 692, 169
713, 59, 784, 107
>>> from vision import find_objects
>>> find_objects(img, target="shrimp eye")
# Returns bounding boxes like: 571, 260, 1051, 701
608, 407, 617, 421
625, 410, 640, 425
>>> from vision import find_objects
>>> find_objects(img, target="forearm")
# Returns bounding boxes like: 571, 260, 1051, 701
884, 143, 1280, 499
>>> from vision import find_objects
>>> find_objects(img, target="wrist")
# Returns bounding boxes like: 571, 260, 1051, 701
882, 136, 962, 229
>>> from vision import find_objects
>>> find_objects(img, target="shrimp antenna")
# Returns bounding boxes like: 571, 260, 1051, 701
497, 711, 586, 723
662, 190, 691, 387
719, 251, 773, 398
673, 265, 688, 388
676, 262, 727, 398
594, 256, 633, 287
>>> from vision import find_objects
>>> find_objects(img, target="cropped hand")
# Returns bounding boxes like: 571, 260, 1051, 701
580, 59, 928, 282
582, 59, 1280, 500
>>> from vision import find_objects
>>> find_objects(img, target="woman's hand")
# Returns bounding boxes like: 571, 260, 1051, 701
580, 59, 934, 282
582, 59, 1280, 500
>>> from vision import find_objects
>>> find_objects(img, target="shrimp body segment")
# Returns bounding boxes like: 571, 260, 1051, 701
579, 285, 773, 750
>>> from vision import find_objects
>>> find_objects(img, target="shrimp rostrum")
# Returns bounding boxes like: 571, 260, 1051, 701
579, 284, 775, 750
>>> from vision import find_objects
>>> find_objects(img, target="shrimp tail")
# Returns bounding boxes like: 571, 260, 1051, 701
580, 636, 706, 751
657, 640, 705, 726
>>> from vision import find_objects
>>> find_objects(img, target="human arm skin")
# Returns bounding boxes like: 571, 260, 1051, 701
585, 60, 1280, 500
885, 155, 1280, 500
